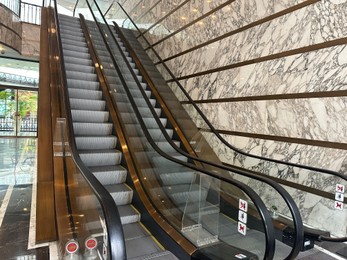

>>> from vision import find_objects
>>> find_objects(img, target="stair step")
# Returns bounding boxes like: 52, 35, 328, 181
79, 149, 122, 167
159, 170, 195, 186
67, 79, 99, 90
125, 236, 163, 260
71, 110, 109, 123
106, 184, 133, 205
68, 88, 102, 100
75, 135, 117, 150
131, 251, 178, 260
66, 70, 97, 81
64, 56, 92, 66
65, 63, 94, 74
73, 122, 113, 136
118, 205, 141, 224
166, 184, 208, 205
125, 125, 173, 141
115, 94, 156, 107
63, 49, 90, 59
70, 98, 105, 111
89, 165, 127, 185
122, 222, 150, 240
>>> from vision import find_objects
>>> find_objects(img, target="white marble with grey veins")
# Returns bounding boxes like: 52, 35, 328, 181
163, 0, 347, 77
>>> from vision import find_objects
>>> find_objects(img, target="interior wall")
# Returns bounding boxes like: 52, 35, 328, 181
0, 3, 22, 53
22, 23, 40, 57
118, 0, 347, 236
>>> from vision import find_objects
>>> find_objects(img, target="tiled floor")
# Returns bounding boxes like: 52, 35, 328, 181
0, 137, 345, 259
0, 138, 52, 259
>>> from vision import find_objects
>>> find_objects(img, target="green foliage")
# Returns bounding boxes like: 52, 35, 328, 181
0, 90, 37, 118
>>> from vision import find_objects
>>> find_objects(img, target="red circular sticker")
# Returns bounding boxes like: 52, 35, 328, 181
85, 237, 97, 250
66, 240, 79, 254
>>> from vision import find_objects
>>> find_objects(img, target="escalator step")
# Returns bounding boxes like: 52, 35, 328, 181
73, 122, 113, 136
126, 236, 163, 260
64, 56, 92, 66
106, 183, 133, 205
78, 149, 122, 167
71, 110, 109, 123
67, 78, 99, 90
66, 70, 97, 81
118, 205, 141, 224
70, 98, 105, 111
65, 63, 94, 74
89, 165, 127, 185
68, 88, 102, 100
75, 135, 117, 150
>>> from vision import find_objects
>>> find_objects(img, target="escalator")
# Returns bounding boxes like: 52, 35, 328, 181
42, 0, 344, 259
39, 0, 347, 258
48, 4, 279, 260
58, 13, 179, 260
104, 0, 347, 256
82, 2, 304, 259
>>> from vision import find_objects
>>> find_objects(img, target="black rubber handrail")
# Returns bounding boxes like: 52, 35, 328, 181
86, 1, 276, 259
115, 3, 347, 243
115, 3, 347, 185
103, 0, 115, 17
72, 0, 79, 17
52, 3, 126, 259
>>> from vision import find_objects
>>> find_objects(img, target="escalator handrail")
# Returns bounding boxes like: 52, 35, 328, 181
72, 0, 79, 17
114, 2, 347, 184
103, 0, 115, 17
52, 3, 126, 259
86, 1, 276, 258
112, 21, 305, 260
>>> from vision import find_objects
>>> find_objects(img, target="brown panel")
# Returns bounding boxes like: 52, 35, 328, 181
36, 7, 57, 243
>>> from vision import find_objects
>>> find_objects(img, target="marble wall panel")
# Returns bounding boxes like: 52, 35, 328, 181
200, 132, 347, 173
107, 0, 128, 20
178, 45, 347, 100
0, 4, 22, 53
137, 0, 185, 28
163, 0, 347, 77
189, 97, 347, 143
143, 0, 230, 45
21, 23, 40, 57
154, 0, 305, 60
121, 0, 347, 237
200, 132, 347, 236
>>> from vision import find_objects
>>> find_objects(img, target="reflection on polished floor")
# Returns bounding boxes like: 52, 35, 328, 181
0, 138, 52, 259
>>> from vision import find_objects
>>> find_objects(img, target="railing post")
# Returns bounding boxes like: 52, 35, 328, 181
18, 0, 21, 18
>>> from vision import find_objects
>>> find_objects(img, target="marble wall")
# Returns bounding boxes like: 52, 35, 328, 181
21, 23, 40, 58
0, 4, 22, 53
118, 0, 347, 237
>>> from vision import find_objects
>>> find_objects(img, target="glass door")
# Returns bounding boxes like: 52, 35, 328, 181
0, 88, 38, 137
